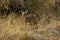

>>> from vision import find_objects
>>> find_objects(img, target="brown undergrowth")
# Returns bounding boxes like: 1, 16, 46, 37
0, 13, 60, 40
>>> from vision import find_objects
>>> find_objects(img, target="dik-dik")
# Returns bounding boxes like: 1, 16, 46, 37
21, 10, 40, 29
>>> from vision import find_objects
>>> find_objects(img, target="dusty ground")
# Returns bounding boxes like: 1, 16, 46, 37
0, 13, 60, 40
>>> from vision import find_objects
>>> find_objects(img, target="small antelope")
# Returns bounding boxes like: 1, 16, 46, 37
21, 10, 40, 29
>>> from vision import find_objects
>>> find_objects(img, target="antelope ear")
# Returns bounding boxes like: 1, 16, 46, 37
21, 10, 23, 13
25, 10, 28, 13
21, 10, 24, 16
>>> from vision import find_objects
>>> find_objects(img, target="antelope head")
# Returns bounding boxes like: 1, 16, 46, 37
21, 10, 29, 16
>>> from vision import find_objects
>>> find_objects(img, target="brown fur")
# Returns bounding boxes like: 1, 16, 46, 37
21, 10, 40, 29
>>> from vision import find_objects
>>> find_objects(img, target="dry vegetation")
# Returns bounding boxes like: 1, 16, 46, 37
0, 0, 60, 40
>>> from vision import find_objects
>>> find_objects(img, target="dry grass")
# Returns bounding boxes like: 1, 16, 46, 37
0, 13, 60, 40
0, 0, 60, 40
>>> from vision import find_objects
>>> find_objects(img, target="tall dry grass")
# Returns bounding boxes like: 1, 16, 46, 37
0, 0, 60, 40
0, 12, 60, 40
